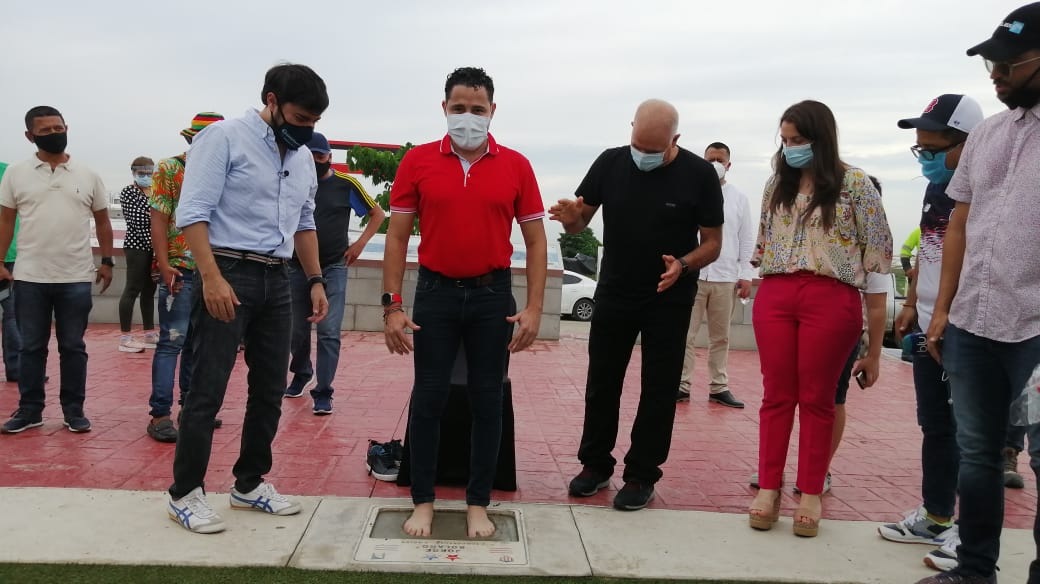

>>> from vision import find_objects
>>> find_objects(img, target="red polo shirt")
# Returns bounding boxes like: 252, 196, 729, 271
390, 134, 545, 278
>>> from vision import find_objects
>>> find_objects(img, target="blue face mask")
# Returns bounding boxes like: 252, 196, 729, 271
134, 175, 152, 188
630, 146, 665, 172
919, 152, 955, 185
783, 143, 814, 169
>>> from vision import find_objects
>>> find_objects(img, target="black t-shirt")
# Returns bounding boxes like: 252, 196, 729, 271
308, 172, 376, 267
576, 146, 724, 305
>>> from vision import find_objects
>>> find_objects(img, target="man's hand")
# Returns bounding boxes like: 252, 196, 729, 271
344, 242, 365, 266
202, 274, 240, 323
96, 264, 113, 294
384, 310, 421, 355
895, 305, 917, 344
506, 306, 541, 353
851, 354, 880, 388
308, 285, 329, 323
658, 255, 682, 293
925, 311, 948, 364
158, 264, 182, 293
736, 279, 752, 299
548, 196, 585, 226
0, 265, 12, 282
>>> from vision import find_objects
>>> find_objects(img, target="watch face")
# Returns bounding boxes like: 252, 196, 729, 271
381, 293, 393, 307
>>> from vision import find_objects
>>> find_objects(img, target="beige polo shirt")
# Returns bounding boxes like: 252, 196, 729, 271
0, 155, 108, 283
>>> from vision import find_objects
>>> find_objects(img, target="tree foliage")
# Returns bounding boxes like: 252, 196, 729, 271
558, 227, 601, 258
348, 143, 418, 235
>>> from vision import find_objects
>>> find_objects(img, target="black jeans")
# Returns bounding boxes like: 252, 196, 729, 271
578, 294, 692, 484
14, 281, 92, 417
409, 266, 513, 507
169, 256, 292, 499
913, 352, 959, 519
118, 248, 156, 331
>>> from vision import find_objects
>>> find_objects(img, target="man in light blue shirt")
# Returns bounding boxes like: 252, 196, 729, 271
166, 64, 330, 534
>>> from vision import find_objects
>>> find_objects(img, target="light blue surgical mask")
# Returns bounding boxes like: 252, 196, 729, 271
630, 146, 665, 172
919, 153, 955, 185
783, 143, 814, 169
134, 175, 152, 188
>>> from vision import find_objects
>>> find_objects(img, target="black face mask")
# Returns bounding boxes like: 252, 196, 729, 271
314, 161, 331, 178
274, 106, 313, 150
34, 132, 67, 154
1000, 65, 1040, 110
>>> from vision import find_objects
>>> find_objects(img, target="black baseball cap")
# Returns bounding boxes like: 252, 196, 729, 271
967, 2, 1040, 61
897, 94, 984, 132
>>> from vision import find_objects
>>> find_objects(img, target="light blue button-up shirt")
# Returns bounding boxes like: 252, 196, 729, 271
177, 109, 317, 258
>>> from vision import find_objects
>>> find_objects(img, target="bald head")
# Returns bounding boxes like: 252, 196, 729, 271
631, 99, 680, 160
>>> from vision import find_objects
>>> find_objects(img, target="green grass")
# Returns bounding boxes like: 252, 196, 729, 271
0, 564, 787, 584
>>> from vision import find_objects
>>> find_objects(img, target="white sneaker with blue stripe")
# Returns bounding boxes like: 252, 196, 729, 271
168, 486, 226, 534
229, 481, 301, 516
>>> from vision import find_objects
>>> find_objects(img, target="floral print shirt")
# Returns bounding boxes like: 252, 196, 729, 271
753, 167, 893, 289
148, 156, 193, 270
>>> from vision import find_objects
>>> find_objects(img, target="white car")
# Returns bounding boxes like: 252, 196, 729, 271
561, 270, 597, 321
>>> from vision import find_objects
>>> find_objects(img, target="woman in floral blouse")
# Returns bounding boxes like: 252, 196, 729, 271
117, 156, 158, 353
747, 100, 893, 538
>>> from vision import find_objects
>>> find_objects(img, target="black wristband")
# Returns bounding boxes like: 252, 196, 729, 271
677, 257, 689, 276
307, 275, 327, 288
100, 257, 115, 267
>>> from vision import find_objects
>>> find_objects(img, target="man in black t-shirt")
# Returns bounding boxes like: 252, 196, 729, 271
550, 99, 723, 511
283, 132, 385, 414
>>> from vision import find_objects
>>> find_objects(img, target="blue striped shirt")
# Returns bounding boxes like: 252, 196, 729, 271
176, 109, 317, 258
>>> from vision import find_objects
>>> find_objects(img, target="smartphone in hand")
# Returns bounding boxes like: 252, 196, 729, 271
854, 370, 867, 390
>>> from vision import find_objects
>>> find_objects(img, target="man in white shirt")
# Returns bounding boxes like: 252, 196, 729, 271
677, 142, 754, 409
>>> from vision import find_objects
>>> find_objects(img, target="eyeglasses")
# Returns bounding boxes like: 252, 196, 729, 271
910, 142, 963, 161
984, 54, 1040, 76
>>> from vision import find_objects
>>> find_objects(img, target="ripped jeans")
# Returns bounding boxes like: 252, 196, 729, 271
149, 268, 195, 418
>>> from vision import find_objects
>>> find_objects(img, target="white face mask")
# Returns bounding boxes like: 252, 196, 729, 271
446, 113, 490, 151
712, 161, 727, 180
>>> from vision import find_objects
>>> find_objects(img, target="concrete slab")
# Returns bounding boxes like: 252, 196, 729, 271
290, 497, 591, 577
572, 505, 1036, 583
0, 487, 317, 567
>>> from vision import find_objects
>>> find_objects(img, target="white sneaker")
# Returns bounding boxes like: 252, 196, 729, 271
924, 524, 959, 571
878, 506, 955, 544
168, 486, 226, 533
141, 331, 159, 349
119, 335, 146, 353
229, 482, 301, 516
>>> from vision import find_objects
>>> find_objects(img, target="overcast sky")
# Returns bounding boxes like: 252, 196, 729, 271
0, 0, 1023, 252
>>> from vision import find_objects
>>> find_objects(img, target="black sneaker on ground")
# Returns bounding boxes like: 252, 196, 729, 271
708, 390, 745, 408
914, 571, 996, 584
613, 480, 655, 511
1003, 447, 1024, 488
284, 377, 307, 398
366, 440, 399, 482
385, 439, 404, 466
568, 467, 611, 497
64, 416, 92, 433
676, 389, 691, 403
147, 417, 178, 443
1, 409, 43, 434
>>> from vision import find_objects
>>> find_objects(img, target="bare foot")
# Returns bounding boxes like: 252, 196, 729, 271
466, 505, 496, 538
403, 503, 434, 537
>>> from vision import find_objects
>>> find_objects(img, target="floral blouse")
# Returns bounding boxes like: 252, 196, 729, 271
752, 167, 893, 289
148, 156, 194, 270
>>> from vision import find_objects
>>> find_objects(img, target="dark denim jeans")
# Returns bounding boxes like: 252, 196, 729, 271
169, 256, 292, 499
288, 262, 347, 398
14, 281, 92, 417
912, 352, 958, 519
409, 266, 513, 507
2, 262, 20, 380
578, 294, 693, 484
942, 324, 1040, 579
149, 269, 195, 418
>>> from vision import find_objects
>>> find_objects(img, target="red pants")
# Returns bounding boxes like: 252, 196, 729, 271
753, 273, 862, 494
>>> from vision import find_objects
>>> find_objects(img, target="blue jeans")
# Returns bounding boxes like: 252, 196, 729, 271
1, 262, 20, 380
912, 352, 958, 519
942, 324, 1040, 579
13, 281, 92, 417
149, 269, 195, 418
409, 266, 513, 507
288, 262, 346, 398
169, 256, 292, 499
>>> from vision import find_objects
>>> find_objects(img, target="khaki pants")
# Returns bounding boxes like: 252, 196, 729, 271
680, 280, 736, 394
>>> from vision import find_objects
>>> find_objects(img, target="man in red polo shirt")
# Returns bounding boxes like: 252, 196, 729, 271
383, 66, 547, 539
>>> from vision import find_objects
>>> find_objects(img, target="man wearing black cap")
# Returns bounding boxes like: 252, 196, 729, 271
283, 132, 384, 415
917, 4, 1040, 583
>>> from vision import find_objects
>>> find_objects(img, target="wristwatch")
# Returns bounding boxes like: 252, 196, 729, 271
100, 256, 115, 267
677, 257, 689, 276
381, 291, 403, 307
307, 275, 327, 288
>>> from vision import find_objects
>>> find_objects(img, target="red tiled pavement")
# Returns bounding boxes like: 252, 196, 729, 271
0, 323, 1034, 529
